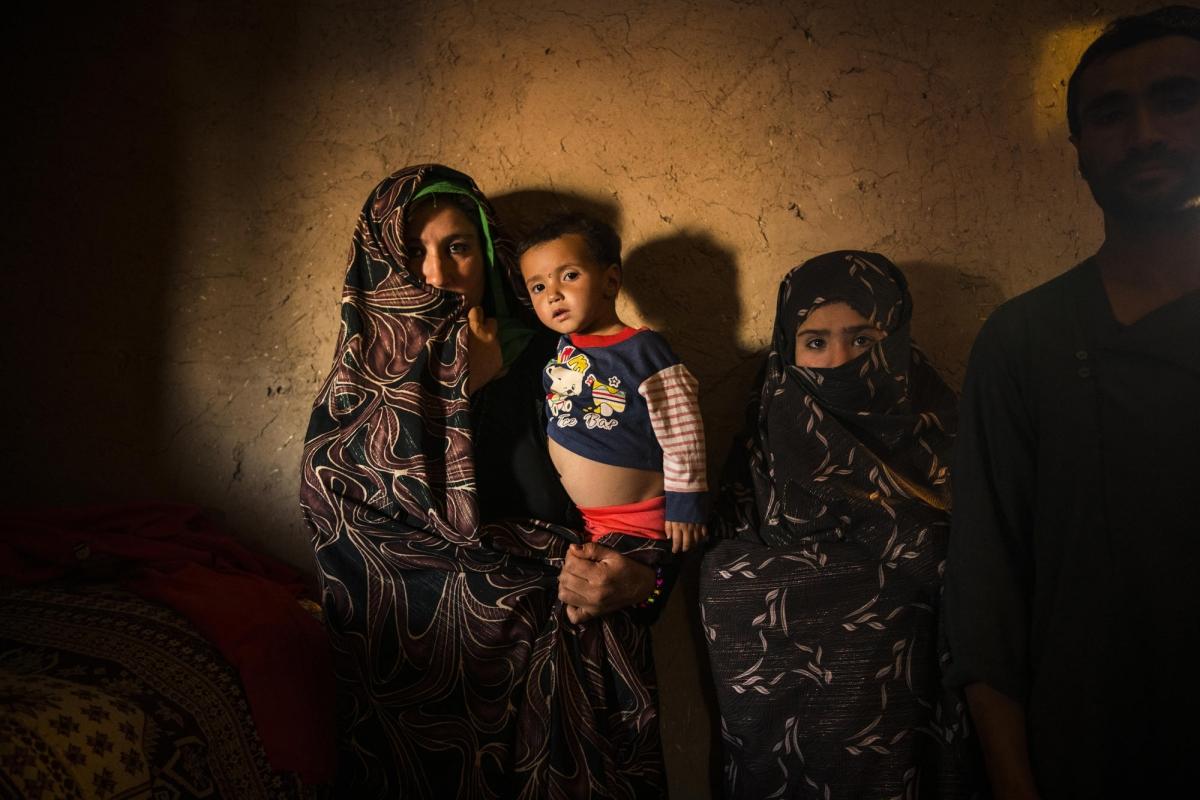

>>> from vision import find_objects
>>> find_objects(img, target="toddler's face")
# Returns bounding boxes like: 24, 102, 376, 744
793, 302, 887, 368
520, 234, 621, 336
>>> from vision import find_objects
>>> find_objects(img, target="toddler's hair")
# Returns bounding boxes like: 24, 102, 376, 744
517, 213, 622, 269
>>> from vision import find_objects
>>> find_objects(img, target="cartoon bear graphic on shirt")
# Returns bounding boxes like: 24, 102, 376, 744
546, 363, 585, 421
546, 346, 627, 430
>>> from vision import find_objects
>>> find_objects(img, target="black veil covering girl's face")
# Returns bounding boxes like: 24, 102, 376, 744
775, 251, 906, 359
774, 250, 914, 415
792, 301, 887, 369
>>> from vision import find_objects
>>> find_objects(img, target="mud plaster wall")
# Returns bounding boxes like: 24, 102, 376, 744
5, 0, 1152, 793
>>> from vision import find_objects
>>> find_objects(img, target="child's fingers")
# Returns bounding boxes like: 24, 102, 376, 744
667, 522, 709, 552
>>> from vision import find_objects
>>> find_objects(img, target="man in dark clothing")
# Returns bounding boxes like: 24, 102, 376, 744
945, 6, 1200, 798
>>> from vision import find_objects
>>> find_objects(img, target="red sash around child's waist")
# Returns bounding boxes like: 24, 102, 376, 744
576, 495, 666, 540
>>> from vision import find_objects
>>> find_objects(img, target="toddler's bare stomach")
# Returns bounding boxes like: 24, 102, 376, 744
548, 439, 663, 509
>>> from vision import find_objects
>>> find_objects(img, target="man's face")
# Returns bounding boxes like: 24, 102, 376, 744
1072, 35, 1200, 223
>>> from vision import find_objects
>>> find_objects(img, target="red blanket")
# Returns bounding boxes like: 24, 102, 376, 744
0, 503, 336, 784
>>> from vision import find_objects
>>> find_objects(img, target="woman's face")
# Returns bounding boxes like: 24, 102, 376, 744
404, 203, 486, 307
793, 302, 887, 368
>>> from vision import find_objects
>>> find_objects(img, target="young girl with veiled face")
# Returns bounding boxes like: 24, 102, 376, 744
699, 251, 972, 798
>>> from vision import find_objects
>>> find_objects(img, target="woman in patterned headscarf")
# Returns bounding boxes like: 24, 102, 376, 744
300, 164, 666, 798
699, 251, 974, 798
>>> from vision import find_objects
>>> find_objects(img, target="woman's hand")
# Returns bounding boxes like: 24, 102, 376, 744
466, 306, 503, 394
558, 542, 656, 624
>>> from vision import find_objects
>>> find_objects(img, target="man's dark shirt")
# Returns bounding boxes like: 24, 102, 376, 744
945, 259, 1200, 796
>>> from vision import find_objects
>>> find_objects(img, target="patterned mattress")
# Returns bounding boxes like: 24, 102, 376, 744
0, 582, 319, 800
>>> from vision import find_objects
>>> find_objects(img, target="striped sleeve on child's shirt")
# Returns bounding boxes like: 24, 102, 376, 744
640, 363, 708, 524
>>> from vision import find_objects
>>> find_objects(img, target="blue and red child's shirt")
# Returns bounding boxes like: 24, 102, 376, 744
542, 326, 708, 524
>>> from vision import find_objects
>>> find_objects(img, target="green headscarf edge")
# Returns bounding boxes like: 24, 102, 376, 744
411, 180, 534, 370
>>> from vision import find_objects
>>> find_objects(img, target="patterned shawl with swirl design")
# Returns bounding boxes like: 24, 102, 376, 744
699, 251, 974, 798
300, 164, 665, 799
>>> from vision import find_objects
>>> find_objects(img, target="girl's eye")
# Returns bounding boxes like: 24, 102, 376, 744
853, 335, 876, 348
563, 270, 580, 281
449, 241, 470, 255
530, 283, 544, 294
803, 337, 825, 350
407, 245, 425, 259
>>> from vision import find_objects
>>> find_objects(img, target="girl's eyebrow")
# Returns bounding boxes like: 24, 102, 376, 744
797, 324, 877, 336
404, 230, 477, 245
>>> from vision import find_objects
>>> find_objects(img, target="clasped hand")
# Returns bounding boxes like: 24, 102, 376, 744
557, 542, 657, 624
